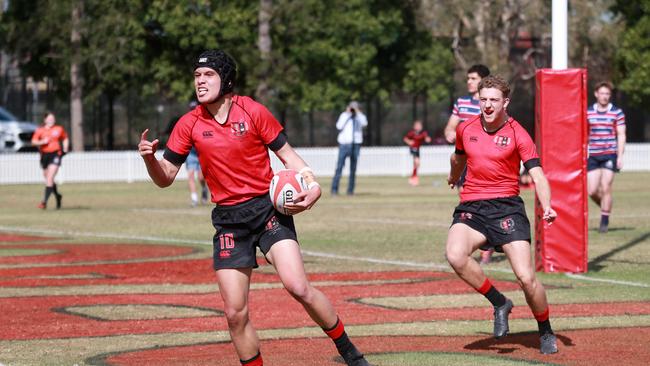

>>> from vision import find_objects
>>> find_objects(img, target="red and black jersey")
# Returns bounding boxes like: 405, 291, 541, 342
404, 129, 429, 149
164, 95, 286, 205
455, 115, 540, 202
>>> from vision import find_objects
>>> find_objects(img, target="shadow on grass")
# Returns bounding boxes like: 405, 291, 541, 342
464, 332, 573, 354
588, 231, 650, 272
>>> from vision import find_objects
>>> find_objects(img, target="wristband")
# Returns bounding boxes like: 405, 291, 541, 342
299, 167, 313, 175
299, 166, 316, 185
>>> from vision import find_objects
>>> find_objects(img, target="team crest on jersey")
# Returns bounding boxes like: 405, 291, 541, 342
500, 217, 516, 233
494, 135, 511, 148
230, 121, 248, 137
202, 130, 214, 138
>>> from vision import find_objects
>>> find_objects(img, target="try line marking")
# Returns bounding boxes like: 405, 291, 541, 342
1, 225, 648, 288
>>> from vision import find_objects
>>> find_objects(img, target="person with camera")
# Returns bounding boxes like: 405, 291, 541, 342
331, 101, 367, 196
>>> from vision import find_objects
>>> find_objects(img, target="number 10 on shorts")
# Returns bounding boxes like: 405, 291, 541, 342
219, 233, 235, 249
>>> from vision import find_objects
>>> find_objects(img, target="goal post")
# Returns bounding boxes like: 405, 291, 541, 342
534, 68, 588, 273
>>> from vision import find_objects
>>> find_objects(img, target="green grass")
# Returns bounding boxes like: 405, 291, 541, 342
1, 172, 650, 365
2, 173, 650, 284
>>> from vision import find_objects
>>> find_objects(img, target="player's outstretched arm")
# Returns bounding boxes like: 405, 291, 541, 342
447, 152, 466, 188
138, 129, 181, 188
273, 142, 321, 214
528, 166, 557, 224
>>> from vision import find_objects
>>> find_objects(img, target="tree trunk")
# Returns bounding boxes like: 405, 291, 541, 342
70, 1, 85, 151
107, 93, 114, 150
255, 0, 272, 104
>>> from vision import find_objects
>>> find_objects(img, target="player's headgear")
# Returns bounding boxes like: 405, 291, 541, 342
194, 50, 237, 97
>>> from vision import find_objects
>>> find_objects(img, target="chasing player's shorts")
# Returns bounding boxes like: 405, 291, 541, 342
185, 152, 200, 171
211, 194, 297, 269
409, 147, 420, 158
451, 196, 531, 252
588, 154, 618, 172
40, 152, 62, 170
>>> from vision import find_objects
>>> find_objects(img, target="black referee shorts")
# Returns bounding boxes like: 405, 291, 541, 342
451, 196, 531, 252
210, 194, 297, 270
40, 152, 62, 170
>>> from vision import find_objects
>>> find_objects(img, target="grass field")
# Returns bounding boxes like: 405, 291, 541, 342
1, 172, 649, 365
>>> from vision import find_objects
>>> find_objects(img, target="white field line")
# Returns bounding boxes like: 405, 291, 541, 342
1, 225, 649, 288
565, 273, 650, 288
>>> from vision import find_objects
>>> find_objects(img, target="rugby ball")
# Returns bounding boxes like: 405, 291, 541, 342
269, 169, 308, 215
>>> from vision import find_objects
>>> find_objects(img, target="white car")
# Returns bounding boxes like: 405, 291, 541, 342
0, 107, 39, 153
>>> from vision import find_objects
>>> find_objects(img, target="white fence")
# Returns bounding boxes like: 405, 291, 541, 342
1, 144, 649, 185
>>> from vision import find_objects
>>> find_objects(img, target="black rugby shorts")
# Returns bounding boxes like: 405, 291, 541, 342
211, 195, 297, 269
451, 196, 531, 252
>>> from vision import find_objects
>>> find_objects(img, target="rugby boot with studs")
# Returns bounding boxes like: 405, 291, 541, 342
493, 298, 513, 338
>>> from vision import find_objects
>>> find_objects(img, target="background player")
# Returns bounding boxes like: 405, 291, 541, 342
138, 50, 370, 366
403, 119, 431, 186
31, 112, 69, 210
445, 75, 558, 355
587, 81, 626, 233
443, 64, 494, 264
186, 147, 209, 207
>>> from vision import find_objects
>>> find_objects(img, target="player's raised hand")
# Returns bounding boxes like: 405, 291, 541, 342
542, 206, 557, 225
138, 129, 159, 159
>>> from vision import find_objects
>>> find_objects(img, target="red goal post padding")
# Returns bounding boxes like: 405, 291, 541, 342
534, 69, 588, 273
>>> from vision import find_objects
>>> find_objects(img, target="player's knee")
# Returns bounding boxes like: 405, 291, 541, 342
223, 303, 249, 329
601, 184, 613, 195
445, 249, 467, 270
516, 273, 537, 292
587, 186, 599, 197
284, 281, 313, 303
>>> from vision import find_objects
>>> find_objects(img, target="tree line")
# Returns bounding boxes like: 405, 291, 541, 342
1, 0, 647, 150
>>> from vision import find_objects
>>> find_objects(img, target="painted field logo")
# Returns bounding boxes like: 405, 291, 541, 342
500, 217, 515, 233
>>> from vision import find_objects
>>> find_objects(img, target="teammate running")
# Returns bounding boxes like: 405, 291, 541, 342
138, 50, 370, 366
403, 120, 431, 186
445, 75, 558, 355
